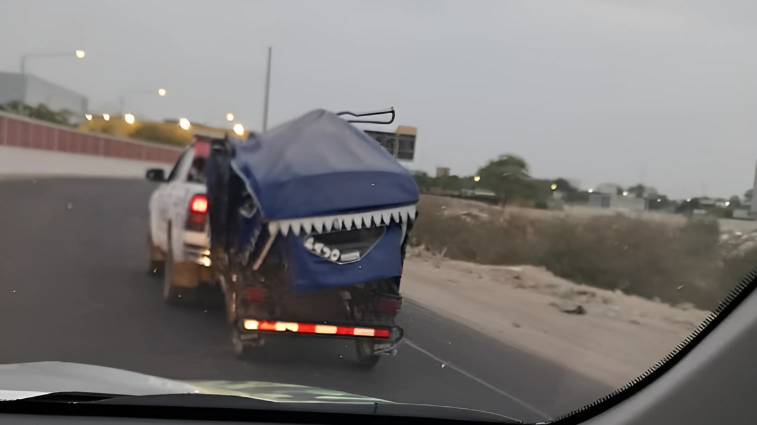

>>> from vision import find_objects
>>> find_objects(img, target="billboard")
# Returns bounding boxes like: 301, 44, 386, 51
364, 125, 416, 161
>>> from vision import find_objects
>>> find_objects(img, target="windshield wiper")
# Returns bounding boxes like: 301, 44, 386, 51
2, 391, 522, 424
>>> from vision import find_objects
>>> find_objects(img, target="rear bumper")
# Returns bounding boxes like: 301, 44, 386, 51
184, 244, 211, 267
183, 229, 211, 266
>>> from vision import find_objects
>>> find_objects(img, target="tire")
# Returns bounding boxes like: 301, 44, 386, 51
147, 233, 165, 276
232, 329, 263, 359
225, 290, 238, 325
355, 339, 381, 368
232, 329, 248, 359
163, 227, 199, 305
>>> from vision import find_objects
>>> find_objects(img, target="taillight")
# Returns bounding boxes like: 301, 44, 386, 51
186, 194, 208, 232
190, 194, 208, 214
245, 287, 267, 303
375, 297, 401, 315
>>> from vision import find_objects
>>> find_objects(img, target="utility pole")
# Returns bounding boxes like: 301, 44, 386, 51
262, 46, 272, 132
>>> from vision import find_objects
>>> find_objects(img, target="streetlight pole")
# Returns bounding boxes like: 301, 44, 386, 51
262, 46, 272, 132
119, 88, 167, 114
20, 50, 85, 74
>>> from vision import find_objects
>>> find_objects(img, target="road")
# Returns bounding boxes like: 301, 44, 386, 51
0, 178, 612, 423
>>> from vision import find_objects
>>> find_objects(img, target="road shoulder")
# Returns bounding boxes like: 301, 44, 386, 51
401, 256, 710, 387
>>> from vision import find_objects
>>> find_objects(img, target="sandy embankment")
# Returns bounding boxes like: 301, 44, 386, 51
401, 254, 710, 387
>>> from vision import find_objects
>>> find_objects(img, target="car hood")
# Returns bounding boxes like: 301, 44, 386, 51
0, 361, 385, 403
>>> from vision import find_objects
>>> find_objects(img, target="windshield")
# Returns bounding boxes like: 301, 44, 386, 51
0, 1, 753, 423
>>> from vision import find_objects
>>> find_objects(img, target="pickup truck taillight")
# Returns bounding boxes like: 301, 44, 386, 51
186, 194, 208, 231
190, 195, 208, 214
374, 297, 401, 315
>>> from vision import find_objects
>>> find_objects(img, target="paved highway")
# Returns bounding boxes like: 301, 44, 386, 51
0, 178, 611, 423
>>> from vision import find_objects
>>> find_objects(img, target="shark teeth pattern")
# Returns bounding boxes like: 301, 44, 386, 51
268, 204, 417, 237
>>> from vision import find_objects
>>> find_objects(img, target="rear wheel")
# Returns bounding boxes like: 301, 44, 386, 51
147, 233, 165, 276
355, 339, 381, 368
163, 227, 199, 305
232, 329, 263, 359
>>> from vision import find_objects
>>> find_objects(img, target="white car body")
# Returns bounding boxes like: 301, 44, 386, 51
148, 145, 210, 265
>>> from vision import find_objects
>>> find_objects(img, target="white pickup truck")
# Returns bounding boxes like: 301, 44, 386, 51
146, 142, 212, 303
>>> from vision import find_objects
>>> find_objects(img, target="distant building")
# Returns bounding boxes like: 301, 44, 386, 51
595, 183, 622, 195
588, 193, 647, 211
436, 167, 450, 178
0, 72, 88, 119
733, 209, 753, 220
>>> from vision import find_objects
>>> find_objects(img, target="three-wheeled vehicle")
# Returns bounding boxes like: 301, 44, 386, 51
204, 109, 419, 366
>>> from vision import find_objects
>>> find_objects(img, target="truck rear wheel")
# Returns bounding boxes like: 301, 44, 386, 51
355, 339, 381, 368
232, 329, 263, 359
163, 228, 199, 305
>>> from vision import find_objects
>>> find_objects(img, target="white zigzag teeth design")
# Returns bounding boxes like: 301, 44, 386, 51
269, 205, 417, 237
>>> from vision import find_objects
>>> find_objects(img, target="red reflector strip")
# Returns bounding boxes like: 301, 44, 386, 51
243, 320, 390, 338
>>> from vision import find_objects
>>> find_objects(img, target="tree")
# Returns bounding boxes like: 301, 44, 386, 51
676, 198, 704, 214
477, 154, 530, 181
744, 189, 753, 203
648, 194, 672, 211
412, 172, 432, 192
0, 101, 74, 126
553, 178, 577, 193
626, 183, 658, 198
729, 195, 742, 208
475, 154, 548, 206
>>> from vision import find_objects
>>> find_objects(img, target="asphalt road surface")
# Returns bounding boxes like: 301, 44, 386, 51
0, 178, 612, 423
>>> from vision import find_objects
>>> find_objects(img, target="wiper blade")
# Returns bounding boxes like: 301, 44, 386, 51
4, 392, 521, 424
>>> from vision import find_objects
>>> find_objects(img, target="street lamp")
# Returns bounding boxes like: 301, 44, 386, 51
124, 113, 136, 125
179, 118, 191, 130
473, 176, 481, 182
20, 50, 86, 74
226, 113, 235, 122
120, 89, 167, 114
102, 114, 110, 121
233, 123, 245, 136
84, 114, 93, 121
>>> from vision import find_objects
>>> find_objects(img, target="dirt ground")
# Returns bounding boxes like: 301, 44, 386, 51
401, 252, 711, 388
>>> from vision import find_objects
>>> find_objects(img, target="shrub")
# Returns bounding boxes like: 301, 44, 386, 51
410, 196, 736, 310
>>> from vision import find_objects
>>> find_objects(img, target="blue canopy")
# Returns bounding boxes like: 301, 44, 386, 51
231, 109, 419, 220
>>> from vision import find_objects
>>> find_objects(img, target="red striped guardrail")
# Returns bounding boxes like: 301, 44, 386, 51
0, 111, 182, 164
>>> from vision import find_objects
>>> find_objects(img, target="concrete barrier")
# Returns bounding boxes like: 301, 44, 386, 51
0, 111, 182, 178
0, 145, 170, 179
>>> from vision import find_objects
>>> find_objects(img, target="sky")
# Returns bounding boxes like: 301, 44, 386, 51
2, 0, 757, 199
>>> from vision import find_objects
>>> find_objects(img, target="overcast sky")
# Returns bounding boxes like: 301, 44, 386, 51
2, 0, 757, 199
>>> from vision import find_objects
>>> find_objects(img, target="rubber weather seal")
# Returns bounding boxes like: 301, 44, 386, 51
546, 269, 757, 425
